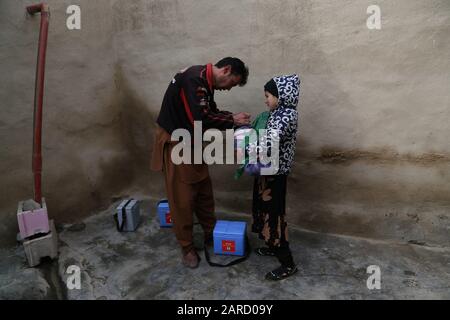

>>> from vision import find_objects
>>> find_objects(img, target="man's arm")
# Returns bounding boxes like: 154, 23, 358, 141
211, 101, 251, 127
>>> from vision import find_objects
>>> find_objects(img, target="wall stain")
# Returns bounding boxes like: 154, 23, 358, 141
318, 147, 450, 166
114, 63, 158, 169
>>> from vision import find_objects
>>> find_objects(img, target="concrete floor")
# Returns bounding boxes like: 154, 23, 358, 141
1, 198, 449, 300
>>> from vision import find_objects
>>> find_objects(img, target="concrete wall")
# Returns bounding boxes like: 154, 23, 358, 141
0, 0, 136, 247
1, 0, 449, 247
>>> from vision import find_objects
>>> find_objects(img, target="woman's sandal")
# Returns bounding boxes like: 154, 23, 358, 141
265, 265, 298, 281
255, 247, 276, 256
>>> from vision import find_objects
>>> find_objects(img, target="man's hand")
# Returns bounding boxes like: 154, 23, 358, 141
233, 112, 251, 126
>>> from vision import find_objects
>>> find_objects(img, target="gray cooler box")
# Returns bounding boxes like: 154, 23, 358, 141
114, 199, 141, 232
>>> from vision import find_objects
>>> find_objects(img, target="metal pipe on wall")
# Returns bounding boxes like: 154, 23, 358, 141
26, 3, 50, 205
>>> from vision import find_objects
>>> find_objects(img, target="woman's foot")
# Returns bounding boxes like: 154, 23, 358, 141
255, 247, 276, 256
265, 265, 298, 280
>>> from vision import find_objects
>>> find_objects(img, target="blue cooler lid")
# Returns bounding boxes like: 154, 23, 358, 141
214, 220, 246, 236
157, 199, 169, 209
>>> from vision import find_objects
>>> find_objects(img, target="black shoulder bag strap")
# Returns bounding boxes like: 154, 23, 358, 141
204, 235, 251, 267
114, 199, 132, 232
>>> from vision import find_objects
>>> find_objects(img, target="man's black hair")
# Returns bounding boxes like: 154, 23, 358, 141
215, 57, 249, 86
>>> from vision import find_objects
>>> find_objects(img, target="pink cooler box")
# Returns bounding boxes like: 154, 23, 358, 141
17, 198, 50, 239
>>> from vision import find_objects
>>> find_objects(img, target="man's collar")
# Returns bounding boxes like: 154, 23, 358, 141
206, 63, 214, 92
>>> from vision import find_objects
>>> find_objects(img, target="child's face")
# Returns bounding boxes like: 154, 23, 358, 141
264, 91, 278, 110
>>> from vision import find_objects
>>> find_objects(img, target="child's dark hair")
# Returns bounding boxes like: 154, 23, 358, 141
264, 79, 279, 98
215, 57, 249, 86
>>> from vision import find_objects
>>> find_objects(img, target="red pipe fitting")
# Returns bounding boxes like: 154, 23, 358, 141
27, 3, 50, 205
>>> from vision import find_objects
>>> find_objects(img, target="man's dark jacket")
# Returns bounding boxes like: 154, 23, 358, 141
157, 63, 235, 134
